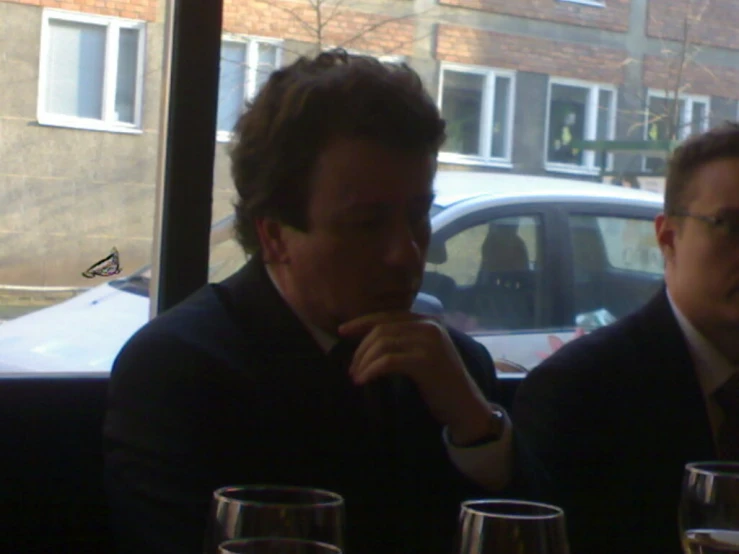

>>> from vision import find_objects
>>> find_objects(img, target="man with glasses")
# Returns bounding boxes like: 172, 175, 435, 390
105, 50, 525, 554
514, 122, 739, 554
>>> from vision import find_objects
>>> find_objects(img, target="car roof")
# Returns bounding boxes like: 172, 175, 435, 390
432, 171, 663, 208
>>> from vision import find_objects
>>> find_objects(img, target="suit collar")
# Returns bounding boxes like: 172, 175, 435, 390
263, 265, 337, 353
216, 258, 327, 357
666, 291, 738, 396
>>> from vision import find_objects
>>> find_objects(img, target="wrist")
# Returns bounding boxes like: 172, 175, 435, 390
448, 404, 506, 447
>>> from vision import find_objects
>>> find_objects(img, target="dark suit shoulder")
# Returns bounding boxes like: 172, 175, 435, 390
117, 284, 243, 359
523, 289, 680, 392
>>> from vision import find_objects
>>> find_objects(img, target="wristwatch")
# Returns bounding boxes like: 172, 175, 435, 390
454, 407, 506, 448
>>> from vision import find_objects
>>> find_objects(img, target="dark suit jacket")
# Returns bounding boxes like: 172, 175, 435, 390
513, 289, 716, 554
104, 259, 510, 554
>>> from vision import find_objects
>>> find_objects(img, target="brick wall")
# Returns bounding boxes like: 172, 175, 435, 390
643, 55, 739, 99
437, 24, 628, 84
647, 0, 739, 51
223, 0, 416, 56
438, 0, 630, 33
6, 0, 157, 20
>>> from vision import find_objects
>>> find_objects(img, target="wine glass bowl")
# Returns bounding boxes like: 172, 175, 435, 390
218, 538, 343, 554
205, 485, 345, 554
456, 500, 570, 554
679, 462, 739, 554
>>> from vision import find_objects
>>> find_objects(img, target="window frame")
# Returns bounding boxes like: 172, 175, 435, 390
37, 8, 147, 134
544, 77, 617, 176
437, 62, 516, 168
643, 89, 710, 140
642, 89, 710, 171
216, 34, 283, 142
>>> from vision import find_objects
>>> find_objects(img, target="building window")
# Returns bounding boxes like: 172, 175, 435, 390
217, 37, 282, 140
438, 64, 515, 166
38, 9, 146, 132
545, 79, 616, 174
643, 91, 710, 173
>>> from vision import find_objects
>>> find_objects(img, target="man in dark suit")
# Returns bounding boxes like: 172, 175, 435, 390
514, 123, 739, 554
105, 50, 518, 554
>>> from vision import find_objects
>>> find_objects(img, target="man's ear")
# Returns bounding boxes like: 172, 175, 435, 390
255, 217, 289, 264
655, 212, 676, 264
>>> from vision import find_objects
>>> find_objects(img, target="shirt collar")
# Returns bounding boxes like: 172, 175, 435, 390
265, 265, 338, 353
666, 290, 738, 396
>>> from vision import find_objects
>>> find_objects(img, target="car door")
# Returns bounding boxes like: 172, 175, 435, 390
560, 202, 664, 330
422, 202, 568, 373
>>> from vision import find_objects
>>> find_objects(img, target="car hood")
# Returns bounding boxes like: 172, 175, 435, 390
0, 284, 148, 374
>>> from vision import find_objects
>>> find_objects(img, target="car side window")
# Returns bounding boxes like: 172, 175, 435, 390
569, 214, 663, 327
422, 215, 542, 333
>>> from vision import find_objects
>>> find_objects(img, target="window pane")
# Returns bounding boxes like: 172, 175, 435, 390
45, 20, 105, 119
645, 96, 683, 173
217, 42, 246, 133
597, 89, 612, 140
491, 76, 511, 159
569, 215, 663, 326
547, 84, 587, 165
1, 7, 168, 374
691, 101, 708, 137
115, 28, 139, 124
441, 70, 485, 156
255, 43, 278, 92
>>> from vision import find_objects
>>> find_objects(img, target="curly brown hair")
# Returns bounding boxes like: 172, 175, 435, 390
229, 48, 447, 255
665, 121, 739, 215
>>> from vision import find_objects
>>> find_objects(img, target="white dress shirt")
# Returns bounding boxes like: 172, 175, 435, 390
667, 292, 739, 446
265, 266, 513, 490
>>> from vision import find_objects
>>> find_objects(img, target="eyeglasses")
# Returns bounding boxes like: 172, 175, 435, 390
670, 211, 739, 240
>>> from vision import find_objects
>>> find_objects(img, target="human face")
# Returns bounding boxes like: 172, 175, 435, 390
264, 137, 436, 334
657, 157, 739, 338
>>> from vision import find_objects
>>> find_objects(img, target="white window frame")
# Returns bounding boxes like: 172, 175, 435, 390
544, 77, 617, 176
642, 89, 710, 170
38, 9, 146, 133
643, 89, 710, 141
437, 63, 516, 168
216, 34, 283, 142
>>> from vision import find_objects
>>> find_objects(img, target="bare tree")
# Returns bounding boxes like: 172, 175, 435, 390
257, 0, 427, 58
626, 0, 714, 141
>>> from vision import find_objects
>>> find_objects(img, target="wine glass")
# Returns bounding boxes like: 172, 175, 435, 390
204, 485, 345, 554
456, 500, 570, 554
218, 538, 342, 554
679, 462, 739, 554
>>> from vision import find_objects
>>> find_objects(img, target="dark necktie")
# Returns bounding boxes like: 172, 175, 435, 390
714, 372, 739, 461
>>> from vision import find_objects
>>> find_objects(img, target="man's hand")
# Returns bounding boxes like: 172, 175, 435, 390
338, 311, 501, 446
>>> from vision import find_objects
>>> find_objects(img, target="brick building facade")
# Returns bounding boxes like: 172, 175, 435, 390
1, 0, 738, 286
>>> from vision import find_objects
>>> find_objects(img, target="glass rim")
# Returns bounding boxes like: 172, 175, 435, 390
685, 461, 739, 478
218, 537, 342, 553
213, 484, 345, 508
460, 499, 564, 520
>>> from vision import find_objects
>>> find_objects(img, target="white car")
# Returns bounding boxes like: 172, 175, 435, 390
0, 172, 664, 374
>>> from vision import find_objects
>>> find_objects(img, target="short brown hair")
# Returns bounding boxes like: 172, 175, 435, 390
665, 122, 739, 214
229, 49, 446, 254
